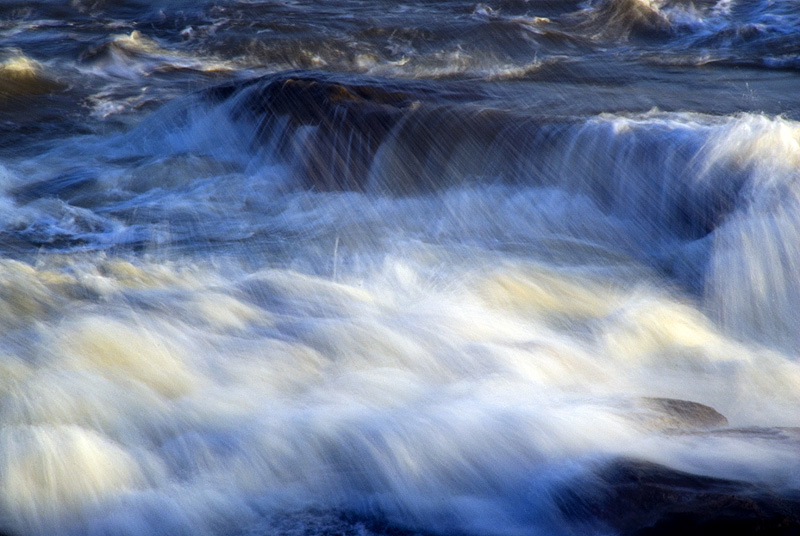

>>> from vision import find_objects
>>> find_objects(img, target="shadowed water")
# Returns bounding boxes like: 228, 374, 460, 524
1, 1, 799, 535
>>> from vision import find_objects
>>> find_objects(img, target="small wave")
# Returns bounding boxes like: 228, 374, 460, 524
562, 0, 674, 40
79, 30, 235, 80
631, 0, 800, 70
0, 53, 64, 100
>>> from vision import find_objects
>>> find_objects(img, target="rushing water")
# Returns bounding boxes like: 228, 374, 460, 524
1, 1, 800, 535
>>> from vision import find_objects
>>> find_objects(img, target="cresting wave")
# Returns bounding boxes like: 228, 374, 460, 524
186, 73, 800, 348
5, 72, 800, 343
0, 53, 64, 101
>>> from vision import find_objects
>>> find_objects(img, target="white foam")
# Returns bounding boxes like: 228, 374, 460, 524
0, 253, 796, 534
3, 84, 800, 533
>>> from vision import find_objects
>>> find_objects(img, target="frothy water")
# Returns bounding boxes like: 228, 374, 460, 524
0, 252, 797, 535
2, 1, 800, 535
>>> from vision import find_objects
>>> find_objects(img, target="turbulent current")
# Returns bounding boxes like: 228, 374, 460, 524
1, 1, 800, 535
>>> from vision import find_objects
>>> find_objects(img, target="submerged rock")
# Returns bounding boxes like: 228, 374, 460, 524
554, 403, 797, 535
584, 458, 800, 536
209, 74, 420, 191
206, 72, 523, 195
206, 72, 740, 244
638, 397, 729, 431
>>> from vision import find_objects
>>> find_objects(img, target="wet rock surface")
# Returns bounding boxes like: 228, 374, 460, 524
568, 403, 798, 535
207, 73, 529, 195
636, 397, 729, 431
207, 73, 740, 241
208, 73, 423, 192
565, 458, 800, 536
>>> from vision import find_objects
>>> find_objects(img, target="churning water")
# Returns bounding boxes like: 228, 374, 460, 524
1, 1, 800, 535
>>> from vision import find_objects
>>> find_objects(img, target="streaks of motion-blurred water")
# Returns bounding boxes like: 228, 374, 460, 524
1, 1, 800, 535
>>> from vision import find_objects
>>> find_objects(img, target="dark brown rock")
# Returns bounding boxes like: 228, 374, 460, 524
206, 73, 526, 194
566, 458, 800, 536
235, 75, 418, 191
640, 397, 729, 431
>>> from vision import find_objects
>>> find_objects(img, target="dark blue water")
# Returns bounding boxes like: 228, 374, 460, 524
1, 1, 799, 535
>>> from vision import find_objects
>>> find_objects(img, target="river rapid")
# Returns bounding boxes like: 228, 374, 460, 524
1, 1, 800, 535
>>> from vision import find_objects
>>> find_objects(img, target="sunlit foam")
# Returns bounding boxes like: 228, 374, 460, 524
0, 425, 144, 532
0, 253, 796, 534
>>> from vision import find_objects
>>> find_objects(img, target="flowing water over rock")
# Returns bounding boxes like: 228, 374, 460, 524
1, 1, 800, 535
